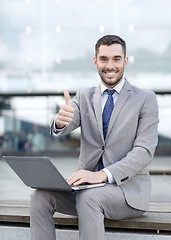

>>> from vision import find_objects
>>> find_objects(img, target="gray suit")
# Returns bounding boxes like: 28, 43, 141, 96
55, 79, 158, 211
30, 79, 159, 240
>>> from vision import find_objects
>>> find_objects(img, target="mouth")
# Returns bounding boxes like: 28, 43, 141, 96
103, 70, 116, 77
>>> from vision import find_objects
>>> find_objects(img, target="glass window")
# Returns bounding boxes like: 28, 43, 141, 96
0, 0, 171, 154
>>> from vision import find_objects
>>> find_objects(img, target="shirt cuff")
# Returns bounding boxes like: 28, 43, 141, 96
50, 115, 66, 136
102, 168, 115, 184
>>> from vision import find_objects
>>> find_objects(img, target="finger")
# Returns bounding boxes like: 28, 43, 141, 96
67, 174, 78, 184
57, 120, 70, 127
67, 173, 81, 185
58, 116, 72, 123
64, 91, 71, 106
68, 177, 85, 186
58, 109, 73, 118
62, 105, 74, 113
73, 179, 86, 186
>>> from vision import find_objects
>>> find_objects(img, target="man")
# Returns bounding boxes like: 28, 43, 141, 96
30, 35, 159, 240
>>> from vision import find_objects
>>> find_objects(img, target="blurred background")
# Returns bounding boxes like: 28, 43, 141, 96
0, 0, 171, 201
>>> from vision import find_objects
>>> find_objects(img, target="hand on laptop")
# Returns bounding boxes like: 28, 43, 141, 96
67, 169, 107, 186
55, 91, 74, 128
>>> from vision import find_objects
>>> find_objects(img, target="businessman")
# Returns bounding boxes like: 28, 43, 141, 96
30, 35, 159, 240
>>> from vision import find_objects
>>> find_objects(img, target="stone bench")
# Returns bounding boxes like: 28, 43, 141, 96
0, 200, 171, 239
149, 166, 171, 175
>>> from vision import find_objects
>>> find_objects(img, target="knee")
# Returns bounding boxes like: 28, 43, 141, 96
30, 190, 54, 214
76, 190, 98, 212
31, 190, 43, 206
30, 190, 44, 211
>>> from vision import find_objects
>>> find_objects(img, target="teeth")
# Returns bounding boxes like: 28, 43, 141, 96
106, 72, 115, 75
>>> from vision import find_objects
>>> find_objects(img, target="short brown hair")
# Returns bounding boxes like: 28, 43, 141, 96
95, 35, 126, 57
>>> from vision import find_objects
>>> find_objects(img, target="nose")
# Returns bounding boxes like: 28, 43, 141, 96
106, 60, 115, 69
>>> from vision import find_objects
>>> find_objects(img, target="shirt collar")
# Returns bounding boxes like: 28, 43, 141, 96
101, 78, 125, 94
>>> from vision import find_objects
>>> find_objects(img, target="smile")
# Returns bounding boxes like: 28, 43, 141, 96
103, 71, 117, 77
106, 72, 115, 75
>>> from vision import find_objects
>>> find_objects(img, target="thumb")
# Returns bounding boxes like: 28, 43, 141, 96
64, 90, 71, 105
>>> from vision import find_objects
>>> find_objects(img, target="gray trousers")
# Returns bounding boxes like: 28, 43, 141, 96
30, 184, 144, 240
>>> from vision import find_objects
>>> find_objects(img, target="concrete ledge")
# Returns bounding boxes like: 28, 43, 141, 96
148, 157, 171, 175
0, 200, 171, 233
149, 167, 171, 175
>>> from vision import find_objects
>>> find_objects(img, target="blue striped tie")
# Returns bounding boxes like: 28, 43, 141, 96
102, 89, 115, 139
98, 89, 115, 170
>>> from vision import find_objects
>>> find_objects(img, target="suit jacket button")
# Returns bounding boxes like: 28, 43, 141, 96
121, 176, 129, 182
102, 146, 105, 150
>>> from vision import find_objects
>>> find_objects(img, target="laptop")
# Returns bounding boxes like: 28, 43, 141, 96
3, 156, 106, 191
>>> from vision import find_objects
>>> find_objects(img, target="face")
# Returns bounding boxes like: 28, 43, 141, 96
94, 44, 128, 89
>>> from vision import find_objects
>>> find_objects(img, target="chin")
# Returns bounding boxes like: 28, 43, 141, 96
103, 78, 121, 87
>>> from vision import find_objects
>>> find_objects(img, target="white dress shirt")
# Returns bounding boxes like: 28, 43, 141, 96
100, 78, 125, 183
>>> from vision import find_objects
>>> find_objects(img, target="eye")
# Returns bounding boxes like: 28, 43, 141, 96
99, 56, 107, 62
100, 58, 106, 62
114, 58, 122, 62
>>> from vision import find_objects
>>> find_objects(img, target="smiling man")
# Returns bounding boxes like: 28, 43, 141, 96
30, 35, 159, 240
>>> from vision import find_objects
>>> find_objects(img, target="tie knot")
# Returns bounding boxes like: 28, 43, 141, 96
107, 89, 115, 96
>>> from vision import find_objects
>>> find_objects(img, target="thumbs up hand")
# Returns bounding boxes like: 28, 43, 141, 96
55, 91, 74, 129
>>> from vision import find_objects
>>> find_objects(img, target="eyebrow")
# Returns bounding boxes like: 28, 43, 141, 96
113, 55, 122, 58
99, 56, 107, 58
99, 55, 123, 59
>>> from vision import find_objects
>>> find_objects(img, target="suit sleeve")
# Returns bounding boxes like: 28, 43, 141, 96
106, 91, 159, 186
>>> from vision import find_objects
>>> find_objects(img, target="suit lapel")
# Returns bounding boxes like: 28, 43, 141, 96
106, 80, 132, 140
93, 86, 104, 142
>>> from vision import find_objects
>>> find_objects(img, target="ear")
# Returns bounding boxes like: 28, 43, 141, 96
94, 56, 98, 68
124, 56, 128, 68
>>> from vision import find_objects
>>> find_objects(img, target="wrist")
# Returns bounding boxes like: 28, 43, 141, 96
99, 170, 108, 182
55, 121, 65, 129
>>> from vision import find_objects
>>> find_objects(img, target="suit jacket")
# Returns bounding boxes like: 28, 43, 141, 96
51, 79, 159, 211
